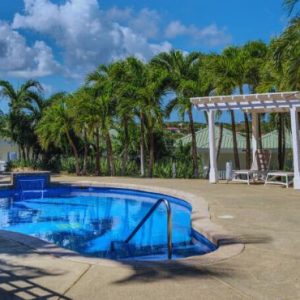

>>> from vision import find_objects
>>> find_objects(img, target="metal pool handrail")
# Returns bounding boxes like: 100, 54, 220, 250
125, 198, 173, 259
19, 179, 45, 200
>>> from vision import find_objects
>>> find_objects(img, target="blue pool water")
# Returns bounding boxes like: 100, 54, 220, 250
0, 184, 216, 260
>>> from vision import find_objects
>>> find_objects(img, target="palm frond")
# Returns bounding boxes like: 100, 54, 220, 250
283, 0, 299, 15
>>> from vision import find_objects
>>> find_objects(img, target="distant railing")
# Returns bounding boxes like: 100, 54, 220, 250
19, 179, 45, 200
218, 170, 226, 180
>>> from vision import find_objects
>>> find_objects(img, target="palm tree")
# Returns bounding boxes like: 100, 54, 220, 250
69, 87, 97, 175
258, 41, 292, 170
140, 64, 168, 177
243, 40, 268, 149
244, 41, 268, 91
269, 113, 291, 170
212, 53, 241, 169
86, 64, 118, 176
273, 17, 300, 90
283, 0, 299, 14
86, 66, 106, 176
98, 92, 116, 176
258, 40, 289, 92
122, 57, 149, 177
106, 60, 135, 176
36, 94, 82, 175
0, 79, 43, 111
223, 46, 252, 169
152, 50, 202, 177
0, 80, 43, 161
213, 44, 268, 169
24, 92, 55, 162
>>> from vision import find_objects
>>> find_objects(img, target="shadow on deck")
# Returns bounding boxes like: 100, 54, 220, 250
0, 259, 71, 300
112, 233, 272, 285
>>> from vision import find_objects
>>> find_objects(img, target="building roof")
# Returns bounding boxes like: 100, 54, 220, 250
262, 130, 292, 149
177, 126, 292, 150
177, 126, 246, 149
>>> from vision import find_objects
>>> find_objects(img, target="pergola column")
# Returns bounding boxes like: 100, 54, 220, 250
290, 107, 300, 189
252, 112, 259, 165
208, 110, 218, 183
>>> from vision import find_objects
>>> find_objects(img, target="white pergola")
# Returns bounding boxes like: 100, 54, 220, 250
191, 91, 300, 190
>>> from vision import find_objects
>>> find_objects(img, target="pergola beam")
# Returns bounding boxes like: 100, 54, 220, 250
194, 100, 300, 112
191, 91, 300, 105
243, 108, 290, 113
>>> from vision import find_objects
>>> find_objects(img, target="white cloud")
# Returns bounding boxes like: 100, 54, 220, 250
129, 9, 161, 39
106, 7, 133, 23
12, 0, 171, 78
165, 21, 232, 46
165, 21, 187, 38
2, 0, 232, 80
0, 21, 60, 78
106, 7, 160, 39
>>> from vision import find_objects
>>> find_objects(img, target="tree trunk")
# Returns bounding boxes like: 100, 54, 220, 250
187, 106, 199, 178
121, 117, 129, 176
106, 132, 115, 176
34, 151, 39, 163
66, 131, 81, 176
230, 110, 240, 169
25, 146, 30, 162
282, 123, 286, 169
140, 112, 145, 177
216, 123, 224, 162
31, 148, 35, 161
106, 145, 110, 176
18, 146, 22, 161
238, 86, 251, 169
95, 127, 101, 176
148, 129, 155, 178
21, 146, 26, 162
32, 148, 39, 163
258, 114, 263, 149
244, 112, 251, 169
278, 114, 283, 170
82, 129, 88, 176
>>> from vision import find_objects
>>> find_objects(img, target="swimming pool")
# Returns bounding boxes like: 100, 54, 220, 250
0, 182, 217, 261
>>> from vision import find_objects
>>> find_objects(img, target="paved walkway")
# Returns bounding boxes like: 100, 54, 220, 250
0, 176, 300, 299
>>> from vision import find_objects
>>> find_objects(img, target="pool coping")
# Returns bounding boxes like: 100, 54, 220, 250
0, 180, 244, 269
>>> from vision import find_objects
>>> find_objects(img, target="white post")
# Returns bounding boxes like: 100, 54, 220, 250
252, 112, 259, 166
290, 107, 300, 189
208, 110, 218, 183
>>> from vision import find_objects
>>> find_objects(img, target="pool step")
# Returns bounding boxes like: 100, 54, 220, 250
110, 241, 134, 258
109, 241, 206, 260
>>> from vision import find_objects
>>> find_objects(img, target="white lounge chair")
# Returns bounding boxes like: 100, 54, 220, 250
231, 149, 271, 185
265, 171, 294, 188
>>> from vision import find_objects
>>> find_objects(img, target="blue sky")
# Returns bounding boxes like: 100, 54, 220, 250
0, 0, 291, 122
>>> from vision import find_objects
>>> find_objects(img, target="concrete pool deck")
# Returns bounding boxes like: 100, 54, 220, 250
0, 175, 300, 299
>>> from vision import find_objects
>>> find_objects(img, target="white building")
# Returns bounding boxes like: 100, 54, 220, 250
0, 139, 18, 161
178, 126, 293, 176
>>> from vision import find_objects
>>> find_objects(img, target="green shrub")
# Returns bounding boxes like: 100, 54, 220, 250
153, 161, 172, 178
6, 159, 41, 171
60, 157, 77, 173
114, 158, 139, 176
11, 153, 204, 179
152, 158, 205, 179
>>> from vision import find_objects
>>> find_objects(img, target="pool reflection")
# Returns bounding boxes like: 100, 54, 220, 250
0, 188, 216, 260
